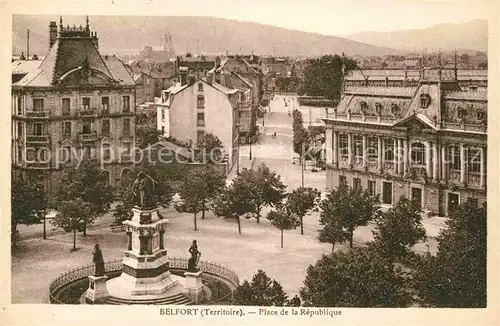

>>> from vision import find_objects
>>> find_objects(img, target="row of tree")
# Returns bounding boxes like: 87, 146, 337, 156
231, 194, 486, 308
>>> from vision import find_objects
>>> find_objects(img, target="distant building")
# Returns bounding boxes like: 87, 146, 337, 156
11, 16, 136, 195
137, 33, 175, 62
324, 71, 486, 217
156, 71, 240, 172
175, 55, 217, 80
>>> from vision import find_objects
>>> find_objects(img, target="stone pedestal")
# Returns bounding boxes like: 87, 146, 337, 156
85, 275, 109, 304
108, 206, 177, 297
183, 271, 204, 303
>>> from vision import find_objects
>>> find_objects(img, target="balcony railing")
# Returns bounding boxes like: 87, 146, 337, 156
79, 108, 98, 118
384, 161, 395, 171
467, 172, 481, 186
101, 105, 110, 116
25, 111, 50, 119
448, 170, 461, 183
79, 132, 97, 142
26, 135, 50, 144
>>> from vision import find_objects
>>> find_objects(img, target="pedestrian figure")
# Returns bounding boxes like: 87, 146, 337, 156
273, 132, 276, 139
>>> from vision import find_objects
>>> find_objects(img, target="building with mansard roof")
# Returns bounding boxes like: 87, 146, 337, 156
324, 68, 487, 217
11, 16, 137, 195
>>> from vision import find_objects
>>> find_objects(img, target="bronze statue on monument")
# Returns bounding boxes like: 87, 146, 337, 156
131, 171, 158, 210
187, 240, 202, 272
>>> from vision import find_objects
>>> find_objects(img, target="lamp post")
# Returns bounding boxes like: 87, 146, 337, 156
236, 123, 240, 174
249, 133, 253, 160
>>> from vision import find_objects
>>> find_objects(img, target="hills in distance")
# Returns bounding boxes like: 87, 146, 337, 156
13, 15, 487, 58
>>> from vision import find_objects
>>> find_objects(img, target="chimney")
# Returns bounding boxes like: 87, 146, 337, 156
188, 74, 196, 85
49, 21, 57, 48
179, 66, 188, 86
206, 71, 213, 85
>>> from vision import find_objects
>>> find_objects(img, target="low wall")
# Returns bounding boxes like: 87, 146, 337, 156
49, 258, 239, 304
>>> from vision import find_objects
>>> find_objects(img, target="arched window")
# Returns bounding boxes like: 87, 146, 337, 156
411, 142, 426, 165
197, 95, 205, 108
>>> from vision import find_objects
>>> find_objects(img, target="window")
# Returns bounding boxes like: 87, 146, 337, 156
353, 178, 362, 190
367, 137, 378, 163
198, 83, 203, 91
82, 97, 90, 110
17, 147, 23, 162
354, 135, 363, 162
467, 148, 481, 173
339, 175, 347, 186
26, 149, 35, 161
161, 126, 165, 134
375, 102, 382, 115
101, 97, 109, 112
161, 109, 165, 121
449, 146, 461, 170
102, 144, 111, 160
82, 121, 92, 134
90, 147, 96, 159
33, 122, 43, 136
62, 98, 71, 115
391, 103, 399, 116
197, 112, 205, 126
476, 110, 485, 121
62, 121, 72, 136
411, 142, 426, 165
17, 97, 22, 115
382, 182, 393, 205
360, 101, 368, 113
123, 118, 130, 132
339, 134, 348, 159
124, 143, 132, 155
419, 94, 430, 108
368, 180, 376, 196
123, 96, 130, 112
61, 146, 71, 162
102, 119, 110, 135
33, 99, 44, 111
384, 139, 394, 161
197, 130, 205, 141
197, 95, 205, 108
17, 122, 23, 138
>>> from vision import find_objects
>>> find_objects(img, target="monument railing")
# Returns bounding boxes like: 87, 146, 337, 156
48, 258, 239, 304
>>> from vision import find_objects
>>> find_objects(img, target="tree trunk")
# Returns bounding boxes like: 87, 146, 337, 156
256, 206, 260, 223
349, 229, 354, 248
194, 212, 198, 231
202, 202, 206, 219
237, 216, 241, 235
280, 229, 283, 248
331, 241, 335, 253
73, 228, 76, 250
83, 221, 87, 237
300, 215, 304, 235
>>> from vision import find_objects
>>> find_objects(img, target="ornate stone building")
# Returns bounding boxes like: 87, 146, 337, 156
324, 69, 487, 216
11, 17, 136, 195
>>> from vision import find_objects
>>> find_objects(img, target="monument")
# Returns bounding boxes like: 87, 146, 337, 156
106, 172, 178, 297
85, 244, 109, 303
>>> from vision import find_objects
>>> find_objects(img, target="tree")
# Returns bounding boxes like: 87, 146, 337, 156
370, 196, 426, 262
194, 133, 225, 164
266, 203, 300, 248
11, 176, 47, 248
178, 165, 225, 230
318, 184, 380, 250
211, 176, 254, 235
302, 54, 357, 105
413, 198, 486, 307
232, 270, 288, 306
54, 160, 114, 236
292, 109, 312, 165
52, 199, 92, 251
300, 248, 412, 307
113, 162, 174, 225
287, 187, 321, 235
460, 53, 470, 64
242, 163, 286, 223
136, 125, 163, 149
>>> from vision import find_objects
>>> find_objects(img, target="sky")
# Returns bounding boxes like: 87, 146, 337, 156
7, 0, 496, 36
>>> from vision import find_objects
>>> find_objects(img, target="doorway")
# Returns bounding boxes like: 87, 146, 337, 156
382, 182, 392, 204
447, 192, 460, 215
411, 187, 423, 211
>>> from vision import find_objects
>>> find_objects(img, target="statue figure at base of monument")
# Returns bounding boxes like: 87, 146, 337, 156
92, 243, 105, 277
187, 240, 202, 272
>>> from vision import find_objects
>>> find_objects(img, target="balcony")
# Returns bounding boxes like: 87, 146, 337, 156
25, 161, 50, 169
448, 170, 461, 183
79, 132, 97, 142
467, 172, 482, 187
79, 108, 98, 118
101, 106, 110, 116
26, 134, 50, 144
383, 161, 395, 171
25, 111, 50, 119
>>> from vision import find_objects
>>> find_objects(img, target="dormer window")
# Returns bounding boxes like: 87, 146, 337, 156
375, 102, 382, 115
198, 83, 203, 92
360, 101, 368, 113
420, 94, 431, 108
391, 103, 399, 116
457, 108, 466, 119
476, 109, 485, 121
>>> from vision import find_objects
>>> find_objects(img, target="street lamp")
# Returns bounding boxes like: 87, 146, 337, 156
249, 133, 253, 160
236, 123, 240, 174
